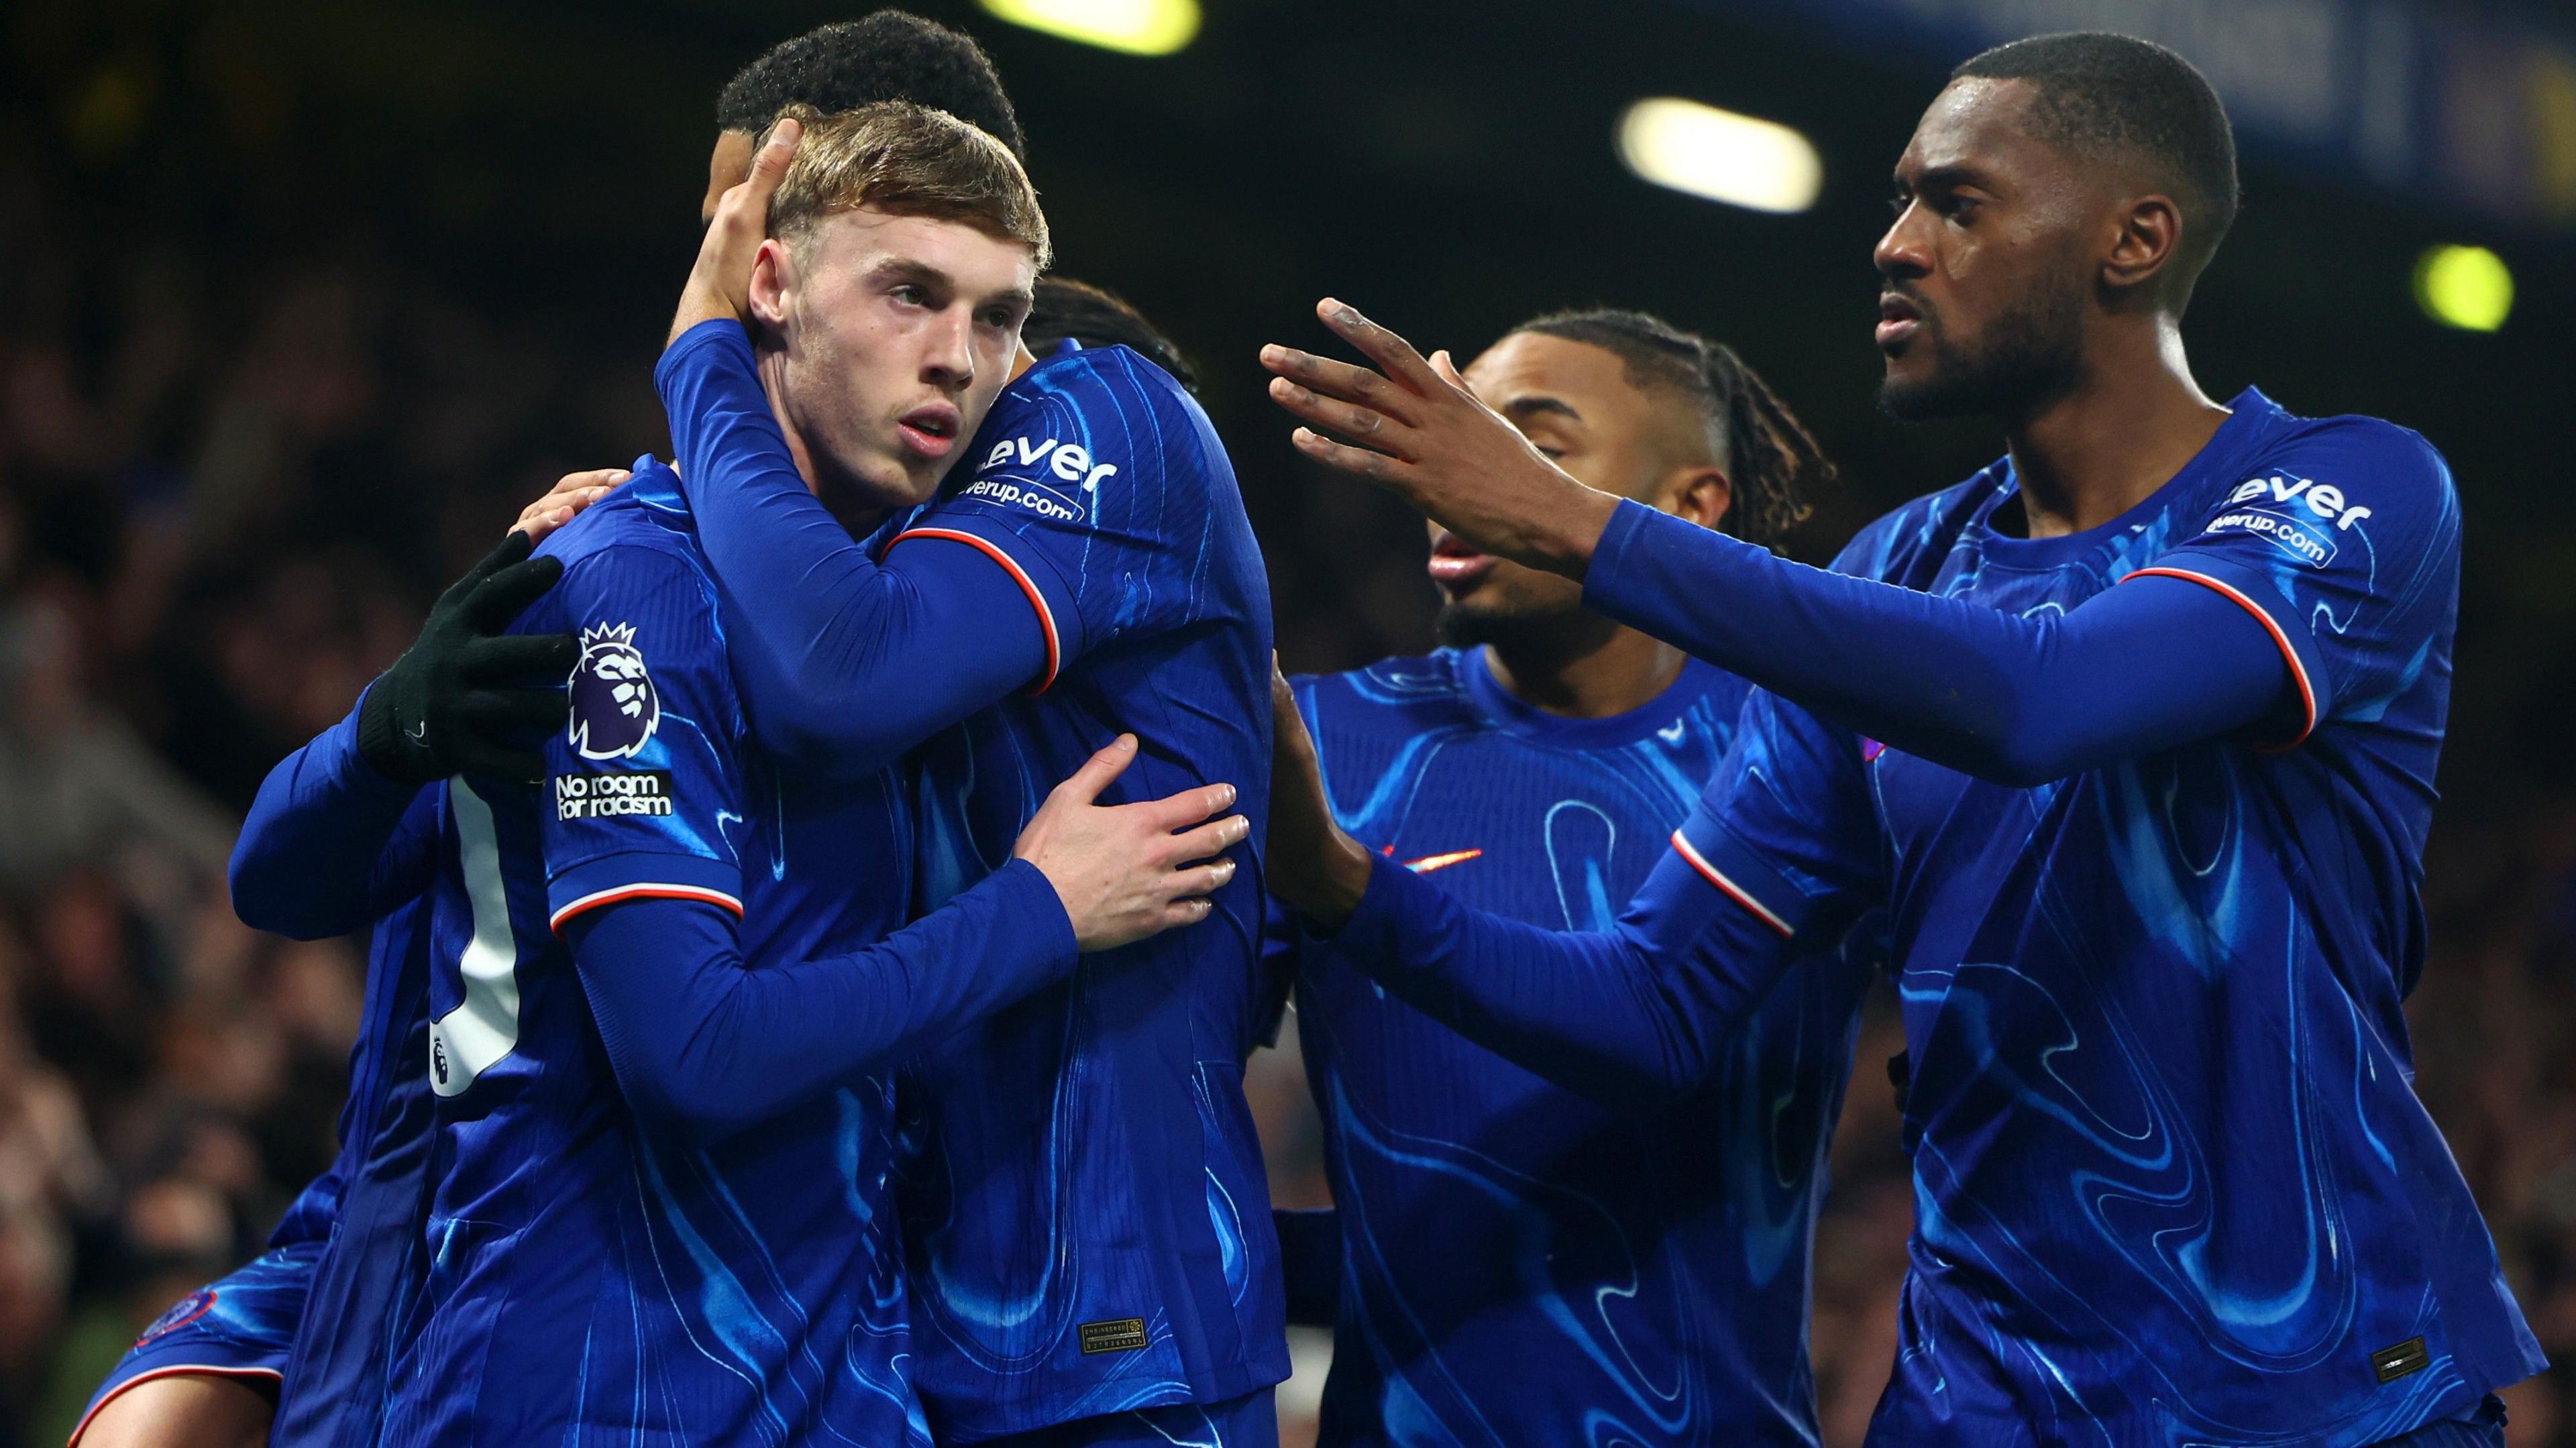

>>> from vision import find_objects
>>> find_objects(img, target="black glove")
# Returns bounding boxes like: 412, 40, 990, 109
356, 531, 577, 784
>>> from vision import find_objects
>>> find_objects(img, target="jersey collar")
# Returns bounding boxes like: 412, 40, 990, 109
1972, 386, 2288, 567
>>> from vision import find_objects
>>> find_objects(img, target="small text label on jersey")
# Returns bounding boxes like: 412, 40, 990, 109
1078, 1317, 1150, 1355
555, 769, 676, 821
982, 435, 1120, 490
570, 622, 659, 760
965, 477, 1081, 522
2223, 474, 2373, 530
2204, 508, 2339, 567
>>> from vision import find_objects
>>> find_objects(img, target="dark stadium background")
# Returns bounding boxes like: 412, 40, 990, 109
1, 0, 2571, 1442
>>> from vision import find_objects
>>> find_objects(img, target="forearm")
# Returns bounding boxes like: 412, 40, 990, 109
1326, 860, 1759, 1107
229, 695, 425, 939
654, 321, 1038, 769
570, 859, 1077, 1144
1585, 502, 2288, 783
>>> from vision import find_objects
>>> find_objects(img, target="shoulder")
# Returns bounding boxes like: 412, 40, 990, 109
1829, 464, 2008, 581
531, 497, 724, 661
984, 343, 1218, 470
2249, 410, 2455, 504
1293, 652, 1481, 744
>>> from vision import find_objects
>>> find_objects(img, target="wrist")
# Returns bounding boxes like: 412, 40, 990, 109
1306, 831, 1376, 934
1536, 486, 1619, 579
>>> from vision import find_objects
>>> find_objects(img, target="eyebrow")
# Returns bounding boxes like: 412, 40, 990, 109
1499, 395, 1582, 425
1897, 162, 1991, 194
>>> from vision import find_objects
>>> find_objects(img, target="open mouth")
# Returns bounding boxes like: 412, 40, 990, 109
896, 404, 962, 459
1426, 529, 1497, 590
1876, 294, 1923, 353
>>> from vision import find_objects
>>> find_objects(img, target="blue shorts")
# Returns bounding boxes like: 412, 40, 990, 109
981, 1388, 1277, 1448
69, 1242, 319, 1445
2369, 1394, 2510, 1448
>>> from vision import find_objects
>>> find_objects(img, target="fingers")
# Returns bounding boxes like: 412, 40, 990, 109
1051, 733, 1139, 806
459, 632, 577, 684
441, 531, 536, 608
553, 467, 634, 494
1160, 859, 1238, 901
1314, 298, 1440, 390
451, 740, 548, 785
1257, 344, 1417, 416
464, 555, 568, 632
737, 116, 802, 207
1138, 781, 1238, 832
1290, 427, 1407, 484
1266, 377, 1413, 458
456, 687, 570, 734
1163, 814, 1250, 865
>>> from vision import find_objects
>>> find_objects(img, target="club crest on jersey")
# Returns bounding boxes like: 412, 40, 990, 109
569, 622, 659, 761
136, 1288, 217, 1345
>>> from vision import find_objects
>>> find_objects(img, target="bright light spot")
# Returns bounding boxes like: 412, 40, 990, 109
979, 0, 1199, 56
2414, 244, 2513, 332
1617, 97, 1821, 215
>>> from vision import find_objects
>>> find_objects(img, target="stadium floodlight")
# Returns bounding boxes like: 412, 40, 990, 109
978, 0, 1201, 56
1617, 97, 1822, 215
2413, 244, 2513, 332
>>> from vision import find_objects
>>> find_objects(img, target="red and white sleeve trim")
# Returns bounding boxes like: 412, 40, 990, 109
549, 883, 745, 934
886, 527, 1063, 694
1669, 830, 1794, 939
2121, 566, 2319, 750
70, 1365, 285, 1447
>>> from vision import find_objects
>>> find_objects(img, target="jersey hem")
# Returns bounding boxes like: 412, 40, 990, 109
924, 1353, 1292, 1443
70, 1364, 284, 1447
1669, 829, 1795, 937
2121, 564, 2321, 750
886, 526, 1064, 692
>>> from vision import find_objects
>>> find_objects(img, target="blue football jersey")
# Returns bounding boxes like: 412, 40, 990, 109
892, 343, 1287, 1439
1287, 649, 1873, 1447
1661, 390, 2542, 1445
378, 462, 934, 1447
273, 879, 439, 1448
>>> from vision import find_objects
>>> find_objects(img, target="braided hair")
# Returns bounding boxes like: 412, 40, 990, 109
1515, 309, 1831, 553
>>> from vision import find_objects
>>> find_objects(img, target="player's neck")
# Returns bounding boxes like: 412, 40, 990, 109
2002, 321, 2229, 539
1483, 621, 1684, 721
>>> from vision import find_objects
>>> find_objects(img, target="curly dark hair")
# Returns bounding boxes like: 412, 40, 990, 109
1515, 309, 1830, 553
715, 11, 1025, 160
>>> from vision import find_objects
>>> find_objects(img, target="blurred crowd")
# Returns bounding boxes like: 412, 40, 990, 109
3, 63, 2575, 1448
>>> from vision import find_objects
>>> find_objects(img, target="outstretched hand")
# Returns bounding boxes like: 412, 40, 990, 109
1259, 298, 1621, 577
669, 117, 802, 345
1014, 734, 1250, 953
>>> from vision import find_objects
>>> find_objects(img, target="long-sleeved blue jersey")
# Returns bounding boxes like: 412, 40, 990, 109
1330, 391, 2542, 1445
1280, 649, 1874, 1447
657, 325, 1285, 1440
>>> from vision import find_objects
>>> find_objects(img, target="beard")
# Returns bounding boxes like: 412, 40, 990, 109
1436, 595, 1615, 658
1877, 275, 2086, 423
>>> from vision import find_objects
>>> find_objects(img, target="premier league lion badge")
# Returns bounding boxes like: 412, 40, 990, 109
569, 622, 659, 760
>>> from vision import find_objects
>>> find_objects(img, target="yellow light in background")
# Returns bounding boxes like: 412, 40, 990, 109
2414, 244, 2514, 331
1617, 97, 1821, 215
978, 0, 1200, 56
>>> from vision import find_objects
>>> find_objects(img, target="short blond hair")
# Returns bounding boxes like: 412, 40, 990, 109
767, 101, 1050, 270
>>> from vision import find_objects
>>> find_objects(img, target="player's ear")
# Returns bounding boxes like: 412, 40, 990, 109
2101, 192, 2182, 297
747, 238, 794, 331
1660, 465, 1731, 531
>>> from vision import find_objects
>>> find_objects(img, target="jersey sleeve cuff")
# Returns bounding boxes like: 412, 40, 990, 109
1669, 820, 1808, 939
883, 516, 1086, 692
547, 850, 744, 934
2120, 555, 2330, 750
989, 858, 1079, 970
